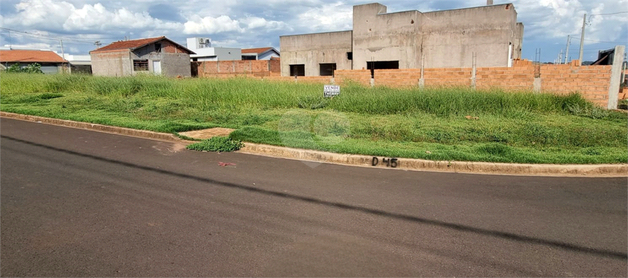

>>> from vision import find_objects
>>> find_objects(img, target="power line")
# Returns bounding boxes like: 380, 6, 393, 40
569, 36, 627, 44
590, 11, 628, 16
0, 27, 114, 45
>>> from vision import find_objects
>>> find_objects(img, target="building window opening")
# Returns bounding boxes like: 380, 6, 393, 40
290, 64, 305, 76
155, 43, 162, 53
242, 55, 256, 60
319, 63, 336, 76
347, 52, 353, 60
133, 60, 149, 71
367, 61, 399, 77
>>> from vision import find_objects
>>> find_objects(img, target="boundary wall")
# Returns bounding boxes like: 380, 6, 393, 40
193, 59, 280, 78
194, 45, 626, 109
263, 60, 619, 108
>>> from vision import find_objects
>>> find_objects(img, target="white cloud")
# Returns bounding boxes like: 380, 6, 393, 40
297, 2, 353, 32
242, 16, 288, 30
512, 0, 628, 44
1, 42, 56, 50
63, 3, 179, 31
183, 15, 244, 34
0, 0, 625, 59
6, 0, 74, 29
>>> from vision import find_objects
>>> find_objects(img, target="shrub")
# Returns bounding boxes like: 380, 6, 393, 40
186, 136, 244, 152
4, 63, 43, 74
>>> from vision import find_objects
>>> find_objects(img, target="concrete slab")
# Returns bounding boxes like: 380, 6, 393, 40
179, 128, 235, 140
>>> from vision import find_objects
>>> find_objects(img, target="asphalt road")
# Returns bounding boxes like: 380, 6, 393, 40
1, 118, 626, 277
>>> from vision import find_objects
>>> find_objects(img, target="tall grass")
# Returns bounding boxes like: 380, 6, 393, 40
0, 73, 602, 117
1, 73, 626, 164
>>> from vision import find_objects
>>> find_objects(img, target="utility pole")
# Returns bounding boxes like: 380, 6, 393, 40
578, 14, 586, 65
59, 39, 66, 73
564, 35, 571, 64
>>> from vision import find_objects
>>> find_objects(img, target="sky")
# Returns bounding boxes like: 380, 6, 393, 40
0, 0, 626, 62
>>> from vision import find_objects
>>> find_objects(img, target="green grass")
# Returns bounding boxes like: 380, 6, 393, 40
186, 137, 244, 152
1, 72, 626, 164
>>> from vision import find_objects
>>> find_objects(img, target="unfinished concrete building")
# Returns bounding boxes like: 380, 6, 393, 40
280, 2, 524, 76
91, 36, 194, 77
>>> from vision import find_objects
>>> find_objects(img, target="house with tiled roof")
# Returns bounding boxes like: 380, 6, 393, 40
241, 47, 280, 61
90, 36, 195, 77
0, 49, 67, 74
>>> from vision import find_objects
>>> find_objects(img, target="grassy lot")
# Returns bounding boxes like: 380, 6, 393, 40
1, 73, 626, 164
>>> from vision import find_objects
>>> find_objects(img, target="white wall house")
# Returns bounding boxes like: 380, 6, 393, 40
241, 47, 280, 60
186, 37, 241, 61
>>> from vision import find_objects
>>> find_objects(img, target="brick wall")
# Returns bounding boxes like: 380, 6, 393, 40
335, 70, 371, 86
540, 65, 612, 106
265, 75, 333, 84
194, 59, 618, 107
196, 60, 280, 78
476, 66, 535, 91
331, 64, 615, 107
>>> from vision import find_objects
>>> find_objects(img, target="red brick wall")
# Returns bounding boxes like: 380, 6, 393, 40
161, 40, 188, 54
331, 64, 614, 107
265, 75, 332, 84
197, 60, 280, 78
424, 68, 473, 87
540, 64, 612, 106
476, 66, 535, 91
195, 60, 617, 107
335, 70, 371, 86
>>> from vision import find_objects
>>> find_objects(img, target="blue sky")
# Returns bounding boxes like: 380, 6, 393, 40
0, 0, 626, 62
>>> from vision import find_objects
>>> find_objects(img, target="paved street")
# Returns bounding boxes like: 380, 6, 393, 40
1, 118, 626, 277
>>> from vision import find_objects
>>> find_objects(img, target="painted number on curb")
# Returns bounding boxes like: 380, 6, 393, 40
372, 157, 398, 168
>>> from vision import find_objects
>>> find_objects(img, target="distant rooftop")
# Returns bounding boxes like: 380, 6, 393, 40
0, 49, 66, 63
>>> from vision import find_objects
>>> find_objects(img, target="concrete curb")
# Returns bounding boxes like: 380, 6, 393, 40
1, 112, 184, 143
2, 111, 627, 177
239, 143, 628, 177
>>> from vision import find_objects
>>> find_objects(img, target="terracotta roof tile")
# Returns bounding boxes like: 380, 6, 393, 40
0, 50, 67, 63
241, 47, 274, 54
91, 36, 165, 53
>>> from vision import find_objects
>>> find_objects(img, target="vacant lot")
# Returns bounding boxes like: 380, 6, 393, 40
1, 73, 626, 164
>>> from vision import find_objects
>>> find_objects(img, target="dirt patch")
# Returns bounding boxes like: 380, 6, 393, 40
179, 128, 236, 140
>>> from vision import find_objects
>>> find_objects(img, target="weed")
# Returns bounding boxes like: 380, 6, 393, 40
1, 73, 626, 164
186, 136, 244, 152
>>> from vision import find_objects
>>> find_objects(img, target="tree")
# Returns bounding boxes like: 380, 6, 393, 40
4, 63, 43, 74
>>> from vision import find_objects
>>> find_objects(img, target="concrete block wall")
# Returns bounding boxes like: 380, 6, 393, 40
280, 31, 353, 77
91, 50, 132, 77
161, 53, 192, 77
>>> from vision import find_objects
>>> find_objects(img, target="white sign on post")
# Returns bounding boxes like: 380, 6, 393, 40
324, 85, 340, 97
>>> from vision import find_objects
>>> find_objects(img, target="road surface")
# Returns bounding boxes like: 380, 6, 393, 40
1, 118, 626, 276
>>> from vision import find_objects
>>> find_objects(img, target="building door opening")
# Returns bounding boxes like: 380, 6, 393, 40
152, 60, 162, 75
319, 63, 336, 76
367, 61, 399, 77
290, 64, 305, 76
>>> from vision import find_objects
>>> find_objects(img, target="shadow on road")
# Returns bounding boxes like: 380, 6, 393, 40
2, 135, 626, 260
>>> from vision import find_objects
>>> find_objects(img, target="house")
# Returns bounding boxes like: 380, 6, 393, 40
186, 37, 241, 61
90, 36, 195, 77
280, 2, 524, 76
62, 54, 92, 74
0, 49, 67, 74
241, 47, 280, 60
